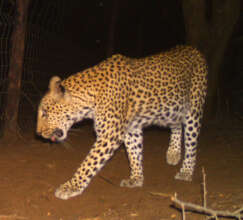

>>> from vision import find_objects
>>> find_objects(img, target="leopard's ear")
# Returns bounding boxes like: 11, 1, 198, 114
48, 76, 72, 103
49, 76, 62, 92
48, 76, 65, 100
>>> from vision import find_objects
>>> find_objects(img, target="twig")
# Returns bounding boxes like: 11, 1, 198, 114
171, 168, 243, 219
202, 167, 207, 208
233, 207, 243, 215
0, 214, 28, 219
172, 191, 243, 219
149, 191, 172, 198
98, 175, 117, 187
182, 203, 186, 220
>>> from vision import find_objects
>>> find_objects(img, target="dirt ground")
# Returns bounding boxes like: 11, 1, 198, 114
0, 120, 242, 220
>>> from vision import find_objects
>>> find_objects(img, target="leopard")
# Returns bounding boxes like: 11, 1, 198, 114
37, 45, 208, 200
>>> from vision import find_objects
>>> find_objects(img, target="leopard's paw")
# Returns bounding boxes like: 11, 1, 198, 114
55, 183, 84, 200
175, 170, 192, 181
166, 149, 181, 165
120, 176, 144, 188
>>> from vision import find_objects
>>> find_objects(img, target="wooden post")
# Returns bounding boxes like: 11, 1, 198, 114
3, 0, 30, 140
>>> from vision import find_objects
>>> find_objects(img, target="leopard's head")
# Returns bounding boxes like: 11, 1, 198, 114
37, 76, 83, 142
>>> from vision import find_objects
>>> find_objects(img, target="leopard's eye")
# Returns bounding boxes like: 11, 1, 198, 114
41, 109, 48, 118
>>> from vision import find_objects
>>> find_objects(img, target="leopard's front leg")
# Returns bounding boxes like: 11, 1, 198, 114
55, 138, 120, 200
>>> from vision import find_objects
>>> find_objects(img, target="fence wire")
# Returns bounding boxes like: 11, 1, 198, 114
0, 0, 65, 133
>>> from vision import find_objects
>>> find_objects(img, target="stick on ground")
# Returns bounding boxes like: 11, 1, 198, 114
171, 168, 243, 219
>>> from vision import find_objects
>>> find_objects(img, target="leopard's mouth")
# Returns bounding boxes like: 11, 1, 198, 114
50, 128, 65, 142
50, 135, 57, 142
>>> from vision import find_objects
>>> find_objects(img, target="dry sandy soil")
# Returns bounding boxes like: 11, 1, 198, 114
0, 120, 242, 220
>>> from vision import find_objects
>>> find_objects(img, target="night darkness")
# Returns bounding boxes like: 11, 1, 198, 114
63, 0, 185, 56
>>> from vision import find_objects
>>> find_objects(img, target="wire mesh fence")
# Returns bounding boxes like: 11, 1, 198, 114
0, 0, 65, 134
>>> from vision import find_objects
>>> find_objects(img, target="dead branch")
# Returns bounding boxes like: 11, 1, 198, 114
0, 214, 28, 219
171, 193, 243, 219
202, 167, 207, 208
171, 168, 243, 219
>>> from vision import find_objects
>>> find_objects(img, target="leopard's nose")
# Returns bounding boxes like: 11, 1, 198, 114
53, 128, 64, 138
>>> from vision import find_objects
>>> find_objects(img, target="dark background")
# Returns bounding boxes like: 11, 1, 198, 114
63, 0, 184, 55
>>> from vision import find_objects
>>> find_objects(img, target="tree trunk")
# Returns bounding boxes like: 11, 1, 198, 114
182, 0, 240, 120
3, 0, 30, 141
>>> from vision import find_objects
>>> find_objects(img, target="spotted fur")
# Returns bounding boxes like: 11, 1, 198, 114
37, 45, 207, 200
